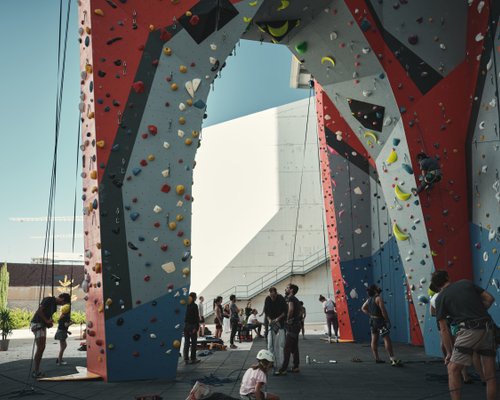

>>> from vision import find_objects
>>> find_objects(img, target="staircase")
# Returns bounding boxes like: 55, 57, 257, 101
201, 248, 330, 318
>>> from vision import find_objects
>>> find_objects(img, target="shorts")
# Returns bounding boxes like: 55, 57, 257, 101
370, 318, 390, 336
55, 330, 68, 341
451, 328, 496, 366
214, 318, 222, 330
30, 323, 47, 339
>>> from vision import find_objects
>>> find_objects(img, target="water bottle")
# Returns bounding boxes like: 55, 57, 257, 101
306, 355, 310, 364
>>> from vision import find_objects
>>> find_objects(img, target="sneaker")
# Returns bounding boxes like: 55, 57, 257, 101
391, 359, 402, 367
191, 359, 201, 364
230, 344, 238, 349
56, 360, 68, 366
288, 367, 300, 373
32, 371, 44, 379
274, 370, 287, 376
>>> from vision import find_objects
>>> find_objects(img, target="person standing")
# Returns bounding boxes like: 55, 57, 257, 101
55, 304, 73, 366
361, 284, 401, 366
30, 293, 71, 378
431, 270, 497, 400
299, 301, 306, 339
223, 303, 231, 333
183, 292, 201, 364
213, 296, 223, 339
229, 294, 240, 349
276, 283, 302, 375
319, 294, 338, 343
264, 287, 287, 372
198, 296, 205, 337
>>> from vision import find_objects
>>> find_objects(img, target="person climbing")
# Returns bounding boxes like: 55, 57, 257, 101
319, 294, 338, 343
361, 285, 402, 366
30, 293, 71, 378
240, 349, 280, 400
55, 304, 73, 366
183, 292, 201, 365
411, 152, 442, 195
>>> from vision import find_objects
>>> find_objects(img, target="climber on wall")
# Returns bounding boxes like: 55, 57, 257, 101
411, 152, 442, 195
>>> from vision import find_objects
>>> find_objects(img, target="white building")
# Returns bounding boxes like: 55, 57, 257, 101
191, 98, 334, 323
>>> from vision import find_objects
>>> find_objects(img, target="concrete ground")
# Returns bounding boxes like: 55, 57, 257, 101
0, 325, 498, 400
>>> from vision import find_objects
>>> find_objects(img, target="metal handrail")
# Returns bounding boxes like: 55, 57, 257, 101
202, 247, 330, 317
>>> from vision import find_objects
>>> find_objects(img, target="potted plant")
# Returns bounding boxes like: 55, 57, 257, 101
0, 308, 13, 351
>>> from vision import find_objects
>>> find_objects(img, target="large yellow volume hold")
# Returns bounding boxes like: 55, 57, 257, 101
394, 184, 411, 201
392, 223, 409, 241
386, 149, 398, 165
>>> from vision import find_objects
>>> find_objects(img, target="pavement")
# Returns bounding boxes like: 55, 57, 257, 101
0, 325, 498, 400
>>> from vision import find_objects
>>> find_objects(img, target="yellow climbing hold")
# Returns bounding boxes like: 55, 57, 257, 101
176, 214, 184, 221
176, 184, 185, 195
185, 138, 193, 145
147, 154, 155, 161
94, 9, 104, 16
386, 149, 398, 165
168, 221, 177, 230
182, 267, 190, 276
277, 0, 290, 11
183, 239, 190, 247
96, 140, 105, 148
173, 340, 181, 349
394, 184, 411, 201
392, 223, 409, 241
321, 56, 336, 67
243, 17, 252, 23
171, 83, 178, 91
363, 131, 378, 145
431, 250, 438, 256
248, 1, 258, 6
90, 170, 98, 179
163, 47, 172, 56
267, 21, 289, 38
179, 65, 187, 73
179, 116, 186, 125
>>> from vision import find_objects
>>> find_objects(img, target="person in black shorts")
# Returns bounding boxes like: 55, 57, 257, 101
361, 285, 401, 366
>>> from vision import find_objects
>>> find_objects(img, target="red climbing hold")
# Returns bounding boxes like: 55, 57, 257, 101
148, 125, 158, 135
132, 81, 145, 93
140, 159, 148, 166
161, 184, 171, 193
190, 15, 200, 25
160, 29, 172, 42
160, 244, 168, 251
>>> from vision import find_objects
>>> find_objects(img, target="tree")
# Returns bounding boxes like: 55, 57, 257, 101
0, 263, 9, 310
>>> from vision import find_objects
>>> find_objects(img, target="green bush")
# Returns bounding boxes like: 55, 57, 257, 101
9, 308, 87, 329
10, 308, 32, 329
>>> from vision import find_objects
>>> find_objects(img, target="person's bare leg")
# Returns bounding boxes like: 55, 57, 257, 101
472, 352, 484, 383
34, 336, 46, 373
460, 366, 470, 383
383, 335, 395, 358
480, 355, 497, 400
57, 340, 67, 363
371, 333, 380, 361
448, 362, 463, 400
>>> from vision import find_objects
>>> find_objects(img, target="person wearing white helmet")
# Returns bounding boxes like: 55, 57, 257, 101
240, 349, 280, 400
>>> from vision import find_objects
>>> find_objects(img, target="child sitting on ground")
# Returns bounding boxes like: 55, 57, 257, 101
240, 349, 280, 400
55, 304, 72, 365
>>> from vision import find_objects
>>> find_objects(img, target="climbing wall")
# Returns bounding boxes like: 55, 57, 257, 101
469, 2, 500, 320
79, 0, 496, 380
243, 0, 492, 351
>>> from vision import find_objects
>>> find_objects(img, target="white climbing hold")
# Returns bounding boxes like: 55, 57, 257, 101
349, 288, 358, 299
161, 262, 176, 274
163, 142, 170, 149
210, 43, 217, 50
439, 43, 446, 50
179, 102, 186, 111
383, 117, 393, 127
477, 1, 485, 13
153, 205, 162, 213
150, 333, 157, 339
487, 58, 493, 71
324, 114, 331, 120
353, 186, 363, 195
185, 81, 194, 97
153, 236, 159, 242
479, 121, 486, 130
177, 200, 184, 207
483, 252, 489, 262
330, 31, 338, 40
175, 324, 180, 329
362, 90, 372, 97
354, 228, 362, 234
481, 165, 488, 174
209, 57, 217, 65
475, 33, 484, 42
192, 78, 201, 93
161, 168, 170, 177
178, 129, 185, 138
362, 47, 371, 54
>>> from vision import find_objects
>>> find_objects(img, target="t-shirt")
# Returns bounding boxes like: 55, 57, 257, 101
184, 302, 200, 327
247, 314, 259, 325
198, 302, 204, 318
323, 298, 336, 313
264, 294, 288, 328
31, 297, 57, 325
57, 313, 70, 332
287, 295, 302, 330
240, 367, 267, 396
230, 302, 239, 322
420, 157, 440, 171
435, 280, 489, 324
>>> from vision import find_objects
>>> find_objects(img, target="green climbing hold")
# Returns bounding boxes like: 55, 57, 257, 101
295, 41, 307, 55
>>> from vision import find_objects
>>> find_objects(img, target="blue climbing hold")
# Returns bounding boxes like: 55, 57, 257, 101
130, 212, 140, 221
132, 167, 142, 176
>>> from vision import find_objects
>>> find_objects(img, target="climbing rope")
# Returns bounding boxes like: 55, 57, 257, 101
289, 81, 314, 279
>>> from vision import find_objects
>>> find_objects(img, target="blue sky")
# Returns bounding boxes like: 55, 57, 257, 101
0, 1, 307, 264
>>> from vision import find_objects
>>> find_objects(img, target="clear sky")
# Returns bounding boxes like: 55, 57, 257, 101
0, 1, 308, 265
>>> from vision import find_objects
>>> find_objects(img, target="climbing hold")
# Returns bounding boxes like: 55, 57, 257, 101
386, 149, 398, 165
392, 223, 410, 241
94, 9, 104, 16
295, 42, 307, 55
173, 340, 181, 349
162, 262, 176, 274
182, 267, 190, 276
401, 164, 413, 174
394, 185, 411, 201
321, 56, 336, 67
417, 295, 429, 304
130, 212, 140, 221
176, 185, 185, 195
